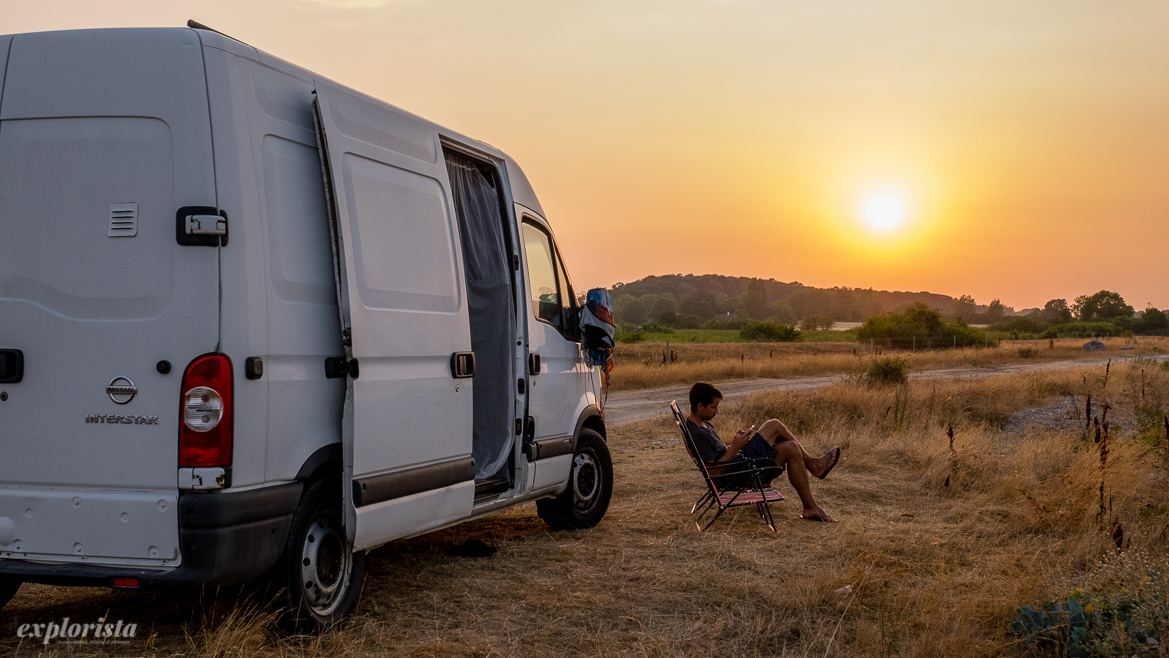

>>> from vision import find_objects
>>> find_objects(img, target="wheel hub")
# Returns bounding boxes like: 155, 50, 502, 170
300, 517, 352, 616
572, 451, 600, 511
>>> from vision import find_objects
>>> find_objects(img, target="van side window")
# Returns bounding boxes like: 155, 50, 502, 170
553, 248, 580, 341
522, 221, 563, 333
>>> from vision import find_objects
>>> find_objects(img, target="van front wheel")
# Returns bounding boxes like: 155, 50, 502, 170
280, 478, 366, 630
536, 429, 612, 530
0, 577, 19, 611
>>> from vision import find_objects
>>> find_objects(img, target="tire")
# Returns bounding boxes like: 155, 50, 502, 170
0, 577, 19, 611
537, 429, 613, 530
278, 478, 366, 631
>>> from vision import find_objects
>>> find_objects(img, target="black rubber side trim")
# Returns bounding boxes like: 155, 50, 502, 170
533, 436, 574, 460
352, 458, 475, 508
295, 444, 342, 481
179, 482, 303, 529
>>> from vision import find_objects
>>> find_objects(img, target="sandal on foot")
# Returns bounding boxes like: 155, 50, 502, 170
818, 447, 841, 480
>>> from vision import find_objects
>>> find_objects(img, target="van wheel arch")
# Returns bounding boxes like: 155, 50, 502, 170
575, 406, 606, 446
295, 444, 342, 482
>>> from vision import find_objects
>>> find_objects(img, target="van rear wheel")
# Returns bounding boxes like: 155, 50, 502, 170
279, 478, 366, 630
0, 577, 19, 611
536, 429, 612, 530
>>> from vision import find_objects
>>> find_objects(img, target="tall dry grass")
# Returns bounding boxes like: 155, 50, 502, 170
4, 360, 1169, 656
610, 335, 1169, 391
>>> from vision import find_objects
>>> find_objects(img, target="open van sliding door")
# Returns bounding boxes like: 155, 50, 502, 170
312, 82, 474, 551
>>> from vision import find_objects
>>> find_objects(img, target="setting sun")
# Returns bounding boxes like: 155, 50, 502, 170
861, 192, 909, 233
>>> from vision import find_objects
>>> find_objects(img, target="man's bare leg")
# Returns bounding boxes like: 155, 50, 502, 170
772, 441, 835, 522
756, 419, 838, 478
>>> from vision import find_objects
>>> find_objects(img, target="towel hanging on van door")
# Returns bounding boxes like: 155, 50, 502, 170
580, 288, 615, 381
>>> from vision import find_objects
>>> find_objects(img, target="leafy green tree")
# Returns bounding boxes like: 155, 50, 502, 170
1136, 306, 1169, 334
986, 299, 1006, 323
649, 295, 677, 324
952, 294, 977, 322
1073, 290, 1134, 321
680, 288, 718, 320
1040, 298, 1072, 324
614, 296, 648, 325
744, 279, 769, 320
770, 299, 797, 324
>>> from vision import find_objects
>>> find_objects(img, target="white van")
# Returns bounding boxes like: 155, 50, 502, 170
0, 23, 611, 627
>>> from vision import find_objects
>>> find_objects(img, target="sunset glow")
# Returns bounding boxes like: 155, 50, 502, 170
5, 1, 1167, 310
861, 192, 909, 233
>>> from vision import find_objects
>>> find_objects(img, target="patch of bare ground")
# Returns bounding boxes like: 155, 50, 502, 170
3, 360, 1169, 656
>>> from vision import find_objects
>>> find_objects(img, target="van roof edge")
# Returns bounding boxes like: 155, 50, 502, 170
186, 20, 253, 48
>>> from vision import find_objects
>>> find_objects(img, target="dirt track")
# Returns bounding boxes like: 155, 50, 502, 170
602, 353, 1168, 425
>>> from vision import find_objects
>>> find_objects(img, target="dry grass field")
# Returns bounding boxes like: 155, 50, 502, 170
610, 336, 1169, 391
4, 359, 1169, 656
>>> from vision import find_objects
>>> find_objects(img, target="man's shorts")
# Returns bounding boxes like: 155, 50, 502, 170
717, 433, 785, 489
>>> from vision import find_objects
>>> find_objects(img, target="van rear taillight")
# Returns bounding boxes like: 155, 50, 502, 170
179, 354, 233, 467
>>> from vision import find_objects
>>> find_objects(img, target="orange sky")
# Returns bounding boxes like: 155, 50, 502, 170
8, 1, 1169, 311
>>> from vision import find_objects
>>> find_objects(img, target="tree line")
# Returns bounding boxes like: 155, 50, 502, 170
607, 274, 1166, 339
609, 274, 981, 329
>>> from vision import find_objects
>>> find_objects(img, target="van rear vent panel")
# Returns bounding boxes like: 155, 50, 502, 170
108, 202, 139, 237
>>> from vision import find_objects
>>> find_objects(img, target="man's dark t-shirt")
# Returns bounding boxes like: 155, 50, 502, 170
685, 419, 728, 465
685, 418, 784, 488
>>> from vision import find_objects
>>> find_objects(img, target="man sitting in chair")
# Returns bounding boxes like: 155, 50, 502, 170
686, 381, 840, 523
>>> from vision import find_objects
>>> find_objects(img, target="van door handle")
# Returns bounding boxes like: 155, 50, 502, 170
0, 349, 24, 383
325, 357, 359, 379
528, 352, 541, 375
450, 352, 475, 379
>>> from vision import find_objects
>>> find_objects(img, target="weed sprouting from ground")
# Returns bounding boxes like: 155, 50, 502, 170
867, 357, 910, 386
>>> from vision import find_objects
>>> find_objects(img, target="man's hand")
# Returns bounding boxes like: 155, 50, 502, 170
731, 428, 753, 453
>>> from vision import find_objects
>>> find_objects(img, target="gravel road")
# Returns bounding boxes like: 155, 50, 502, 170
602, 354, 1168, 426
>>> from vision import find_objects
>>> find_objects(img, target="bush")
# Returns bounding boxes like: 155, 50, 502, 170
865, 357, 909, 385
702, 318, 747, 330
1012, 551, 1169, 656
856, 303, 986, 347
800, 315, 835, 331
989, 316, 1042, 334
639, 322, 675, 335
1038, 321, 1123, 340
1017, 347, 1037, 359
614, 324, 645, 343
739, 321, 800, 342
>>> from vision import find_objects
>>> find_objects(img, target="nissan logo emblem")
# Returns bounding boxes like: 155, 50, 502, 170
107, 376, 137, 405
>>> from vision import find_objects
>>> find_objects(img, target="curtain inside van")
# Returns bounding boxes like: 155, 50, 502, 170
445, 152, 514, 482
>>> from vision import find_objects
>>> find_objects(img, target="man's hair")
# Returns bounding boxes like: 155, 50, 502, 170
689, 382, 722, 412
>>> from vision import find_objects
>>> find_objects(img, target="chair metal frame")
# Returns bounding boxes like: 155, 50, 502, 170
670, 400, 784, 532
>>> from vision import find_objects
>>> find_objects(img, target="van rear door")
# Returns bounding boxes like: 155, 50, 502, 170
0, 28, 219, 568
312, 82, 474, 550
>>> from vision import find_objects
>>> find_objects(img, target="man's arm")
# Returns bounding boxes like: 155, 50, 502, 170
706, 428, 754, 476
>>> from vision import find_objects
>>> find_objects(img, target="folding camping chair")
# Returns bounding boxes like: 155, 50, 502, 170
670, 401, 784, 532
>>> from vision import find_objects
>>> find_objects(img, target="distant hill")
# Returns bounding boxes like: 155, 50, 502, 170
607, 274, 1003, 325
